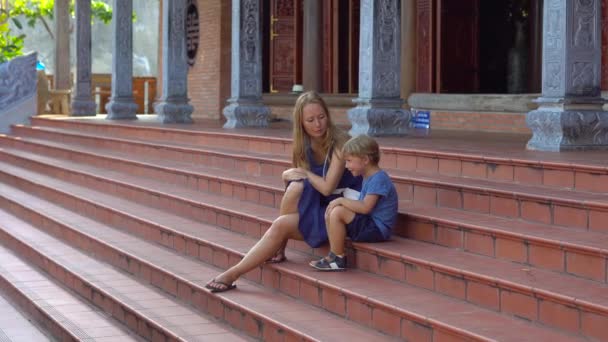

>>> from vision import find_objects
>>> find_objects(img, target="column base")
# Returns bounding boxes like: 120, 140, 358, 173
155, 100, 194, 124
105, 99, 138, 120
347, 101, 411, 136
222, 101, 270, 128
71, 98, 96, 117
526, 109, 608, 151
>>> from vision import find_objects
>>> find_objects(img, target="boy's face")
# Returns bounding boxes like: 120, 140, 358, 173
345, 154, 367, 177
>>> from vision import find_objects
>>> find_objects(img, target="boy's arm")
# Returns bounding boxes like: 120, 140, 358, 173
330, 194, 380, 215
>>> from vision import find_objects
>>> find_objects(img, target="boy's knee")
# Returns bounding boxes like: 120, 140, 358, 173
330, 206, 348, 222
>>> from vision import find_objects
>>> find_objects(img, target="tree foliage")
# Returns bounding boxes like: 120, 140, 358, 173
0, 0, 114, 63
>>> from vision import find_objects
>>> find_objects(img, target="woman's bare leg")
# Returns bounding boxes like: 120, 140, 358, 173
280, 181, 304, 215
268, 181, 304, 262
208, 213, 303, 288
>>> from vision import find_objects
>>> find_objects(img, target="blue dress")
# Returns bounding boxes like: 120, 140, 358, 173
295, 147, 362, 248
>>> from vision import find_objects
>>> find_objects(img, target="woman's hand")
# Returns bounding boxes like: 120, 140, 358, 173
282, 168, 308, 182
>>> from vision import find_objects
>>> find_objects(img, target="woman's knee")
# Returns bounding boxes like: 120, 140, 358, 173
285, 181, 304, 196
265, 214, 299, 239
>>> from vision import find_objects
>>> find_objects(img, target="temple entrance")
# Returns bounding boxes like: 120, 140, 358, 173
262, 0, 359, 94
418, 0, 542, 94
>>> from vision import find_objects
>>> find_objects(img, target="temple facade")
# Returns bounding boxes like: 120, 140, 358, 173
66, 0, 608, 150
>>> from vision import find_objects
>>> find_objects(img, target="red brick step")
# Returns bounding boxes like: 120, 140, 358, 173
0, 244, 140, 341
0, 189, 401, 342
0, 166, 595, 340
29, 116, 608, 194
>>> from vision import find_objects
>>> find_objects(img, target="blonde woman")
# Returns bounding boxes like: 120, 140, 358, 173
206, 91, 362, 292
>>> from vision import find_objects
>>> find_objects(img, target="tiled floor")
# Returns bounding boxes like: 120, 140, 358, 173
0, 293, 50, 342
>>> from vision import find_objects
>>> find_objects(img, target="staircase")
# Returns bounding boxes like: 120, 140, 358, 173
0, 115, 606, 341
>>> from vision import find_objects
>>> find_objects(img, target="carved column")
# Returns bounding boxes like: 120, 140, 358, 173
71, 0, 96, 116
526, 0, 608, 151
348, 0, 411, 136
54, 0, 70, 91
302, 0, 322, 92
222, 0, 270, 128
154, 0, 193, 123
106, 0, 138, 120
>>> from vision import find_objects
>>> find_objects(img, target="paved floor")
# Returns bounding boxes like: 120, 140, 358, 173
0, 293, 50, 342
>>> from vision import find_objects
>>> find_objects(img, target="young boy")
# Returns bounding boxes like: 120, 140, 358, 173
310, 134, 398, 271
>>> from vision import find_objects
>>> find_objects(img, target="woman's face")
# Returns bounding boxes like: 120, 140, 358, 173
301, 103, 328, 140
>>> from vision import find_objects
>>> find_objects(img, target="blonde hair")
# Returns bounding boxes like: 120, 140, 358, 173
342, 135, 380, 165
291, 91, 348, 169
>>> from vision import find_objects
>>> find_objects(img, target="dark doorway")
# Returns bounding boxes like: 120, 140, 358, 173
432, 0, 542, 94
479, 0, 542, 93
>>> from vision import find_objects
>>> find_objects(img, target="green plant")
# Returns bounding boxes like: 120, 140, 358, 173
0, 8, 24, 63
0, 0, 128, 63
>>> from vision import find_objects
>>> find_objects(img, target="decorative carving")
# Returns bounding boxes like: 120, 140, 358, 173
186, 0, 200, 66
223, 0, 268, 128
527, 0, 607, 150
574, 15, 594, 47
602, 0, 608, 90
571, 61, 594, 93
527, 109, 608, 150
0, 53, 36, 110
276, 0, 294, 17
107, 0, 137, 119
545, 62, 561, 91
72, 0, 95, 116
156, 0, 193, 123
350, 0, 410, 136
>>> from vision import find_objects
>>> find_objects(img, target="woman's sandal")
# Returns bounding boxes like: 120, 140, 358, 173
205, 279, 237, 293
265, 248, 287, 264
265, 255, 286, 264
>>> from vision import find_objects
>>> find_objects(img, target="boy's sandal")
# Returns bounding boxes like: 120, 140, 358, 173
205, 279, 237, 293
309, 255, 346, 272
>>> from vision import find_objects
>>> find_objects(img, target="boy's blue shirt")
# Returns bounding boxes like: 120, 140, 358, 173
358, 169, 398, 239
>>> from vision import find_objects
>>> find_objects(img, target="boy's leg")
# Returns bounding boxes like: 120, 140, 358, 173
327, 206, 356, 256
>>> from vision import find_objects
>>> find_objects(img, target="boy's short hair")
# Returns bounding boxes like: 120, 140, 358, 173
342, 134, 380, 165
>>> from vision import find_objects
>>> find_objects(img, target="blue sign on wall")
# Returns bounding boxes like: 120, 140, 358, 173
411, 109, 430, 129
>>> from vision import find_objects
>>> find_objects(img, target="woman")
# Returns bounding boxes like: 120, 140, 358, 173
205, 91, 361, 292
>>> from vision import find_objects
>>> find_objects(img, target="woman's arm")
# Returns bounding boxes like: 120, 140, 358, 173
303, 149, 346, 196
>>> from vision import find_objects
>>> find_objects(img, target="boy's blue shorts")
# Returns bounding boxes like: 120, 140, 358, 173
346, 214, 387, 242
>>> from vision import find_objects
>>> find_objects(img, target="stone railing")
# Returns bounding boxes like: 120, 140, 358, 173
0, 52, 37, 133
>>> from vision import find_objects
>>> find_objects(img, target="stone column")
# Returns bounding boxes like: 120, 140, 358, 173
54, 0, 70, 91
106, 0, 138, 120
302, 0, 322, 92
348, 0, 411, 136
71, 0, 96, 116
154, 0, 193, 123
401, 0, 416, 102
526, 0, 608, 151
222, 0, 270, 128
